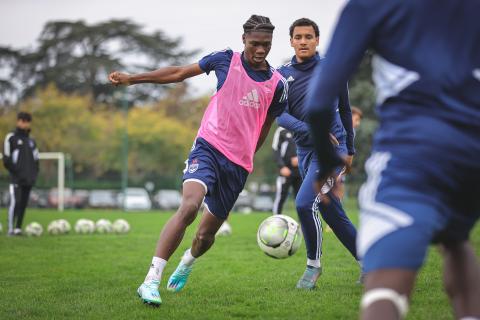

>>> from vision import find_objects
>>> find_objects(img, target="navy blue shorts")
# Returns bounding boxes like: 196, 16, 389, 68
182, 138, 249, 220
358, 150, 480, 272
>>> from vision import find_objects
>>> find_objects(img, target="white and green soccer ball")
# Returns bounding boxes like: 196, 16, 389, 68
95, 219, 113, 234
57, 219, 71, 234
112, 219, 130, 234
74, 219, 95, 234
25, 222, 44, 237
257, 215, 302, 259
47, 220, 64, 235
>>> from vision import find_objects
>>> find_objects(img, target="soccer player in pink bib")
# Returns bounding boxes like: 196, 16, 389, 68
109, 15, 288, 306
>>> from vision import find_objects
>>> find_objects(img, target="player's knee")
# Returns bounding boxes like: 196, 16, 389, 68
195, 230, 215, 245
361, 288, 409, 319
295, 199, 313, 217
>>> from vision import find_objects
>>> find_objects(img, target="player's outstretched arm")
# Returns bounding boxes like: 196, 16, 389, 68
108, 63, 205, 86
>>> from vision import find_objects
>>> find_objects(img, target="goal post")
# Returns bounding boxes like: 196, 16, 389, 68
38, 152, 65, 211
0, 152, 65, 211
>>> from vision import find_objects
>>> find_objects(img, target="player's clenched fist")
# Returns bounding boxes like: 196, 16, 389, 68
108, 71, 130, 86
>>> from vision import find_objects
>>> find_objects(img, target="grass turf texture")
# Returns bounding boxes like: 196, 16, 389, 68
0, 199, 478, 319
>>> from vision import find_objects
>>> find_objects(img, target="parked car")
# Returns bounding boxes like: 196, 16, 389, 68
48, 188, 73, 208
48, 188, 89, 208
118, 188, 152, 211
29, 189, 49, 208
1, 189, 10, 207
252, 195, 274, 212
153, 189, 182, 210
88, 190, 118, 209
72, 190, 89, 208
232, 190, 253, 213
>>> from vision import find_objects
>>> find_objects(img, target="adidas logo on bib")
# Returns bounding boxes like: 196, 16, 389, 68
239, 89, 260, 109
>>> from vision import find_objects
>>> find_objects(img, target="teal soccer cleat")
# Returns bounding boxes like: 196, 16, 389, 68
166, 262, 193, 292
137, 280, 162, 306
296, 266, 322, 290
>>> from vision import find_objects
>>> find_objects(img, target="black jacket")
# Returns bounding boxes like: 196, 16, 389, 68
3, 128, 39, 186
272, 127, 300, 177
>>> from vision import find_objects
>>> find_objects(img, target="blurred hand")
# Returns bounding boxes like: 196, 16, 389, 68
280, 166, 291, 177
329, 133, 339, 146
344, 155, 353, 174
291, 156, 299, 167
108, 71, 131, 86
313, 154, 350, 204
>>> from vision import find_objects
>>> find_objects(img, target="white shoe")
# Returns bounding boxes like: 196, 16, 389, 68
137, 280, 161, 306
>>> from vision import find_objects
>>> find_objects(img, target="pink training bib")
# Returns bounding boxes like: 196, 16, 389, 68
197, 52, 283, 173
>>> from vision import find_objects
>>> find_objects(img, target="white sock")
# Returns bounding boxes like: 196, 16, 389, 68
144, 256, 167, 283
181, 249, 196, 266
307, 259, 321, 268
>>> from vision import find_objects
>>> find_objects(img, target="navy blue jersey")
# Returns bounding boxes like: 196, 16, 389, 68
307, 0, 480, 174
277, 53, 354, 154
199, 48, 288, 118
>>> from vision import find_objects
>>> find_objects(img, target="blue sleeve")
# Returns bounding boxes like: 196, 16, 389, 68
338, 83, 355, 155
198, 49, 233, 75
267, 77, 288, 118
306, 0, 375, 178
277, 112, 309, 137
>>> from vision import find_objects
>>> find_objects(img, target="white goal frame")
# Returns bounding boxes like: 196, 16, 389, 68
1, 152, 65, 211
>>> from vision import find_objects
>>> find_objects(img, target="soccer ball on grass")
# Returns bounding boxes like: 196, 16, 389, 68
257, 215, 302, 259
95, 219, 113, 234
74, 219, 95, 234
112, 219, 130, 234
25, 222, 44, 237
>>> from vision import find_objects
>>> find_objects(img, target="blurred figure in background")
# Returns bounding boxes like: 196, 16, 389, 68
271, 127, 301, 215
351, 106, 363, 132
3, 112, 39, 236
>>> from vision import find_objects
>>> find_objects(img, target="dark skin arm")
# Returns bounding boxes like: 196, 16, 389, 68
256, 114, 275, 153
108, 63, 204, 85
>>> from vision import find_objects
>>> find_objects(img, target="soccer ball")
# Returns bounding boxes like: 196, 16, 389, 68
257, 215, 302, 259
0, 222, 2, 233
57, 219, 71, 234
25, 222, 43, 237
47, 220, 63, 235
74, 219, 95, 234
216, 221, 232, 237
112, 219, 130, 234
95, 219, 113, 234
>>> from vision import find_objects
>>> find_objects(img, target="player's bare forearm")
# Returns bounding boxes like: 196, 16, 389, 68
256, 115, 275, 153
108, 63, 204, 86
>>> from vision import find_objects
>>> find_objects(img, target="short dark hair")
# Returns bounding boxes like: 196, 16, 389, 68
243, 15, 275, 34
17, 111, 32, 122
351, 106, 363, 118
289, 18, 320, 38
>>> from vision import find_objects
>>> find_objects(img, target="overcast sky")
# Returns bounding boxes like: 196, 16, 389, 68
0, 0, 347, 95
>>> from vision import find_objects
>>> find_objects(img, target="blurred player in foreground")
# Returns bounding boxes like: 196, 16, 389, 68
307, 0, 480, 319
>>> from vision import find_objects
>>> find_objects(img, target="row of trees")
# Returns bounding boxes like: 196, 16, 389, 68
0, 19, 195, 106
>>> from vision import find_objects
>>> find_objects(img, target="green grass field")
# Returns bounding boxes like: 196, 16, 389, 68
1, 200, 478, 319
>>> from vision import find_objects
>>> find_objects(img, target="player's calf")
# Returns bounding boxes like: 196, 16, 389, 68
360, 269, 416, 320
